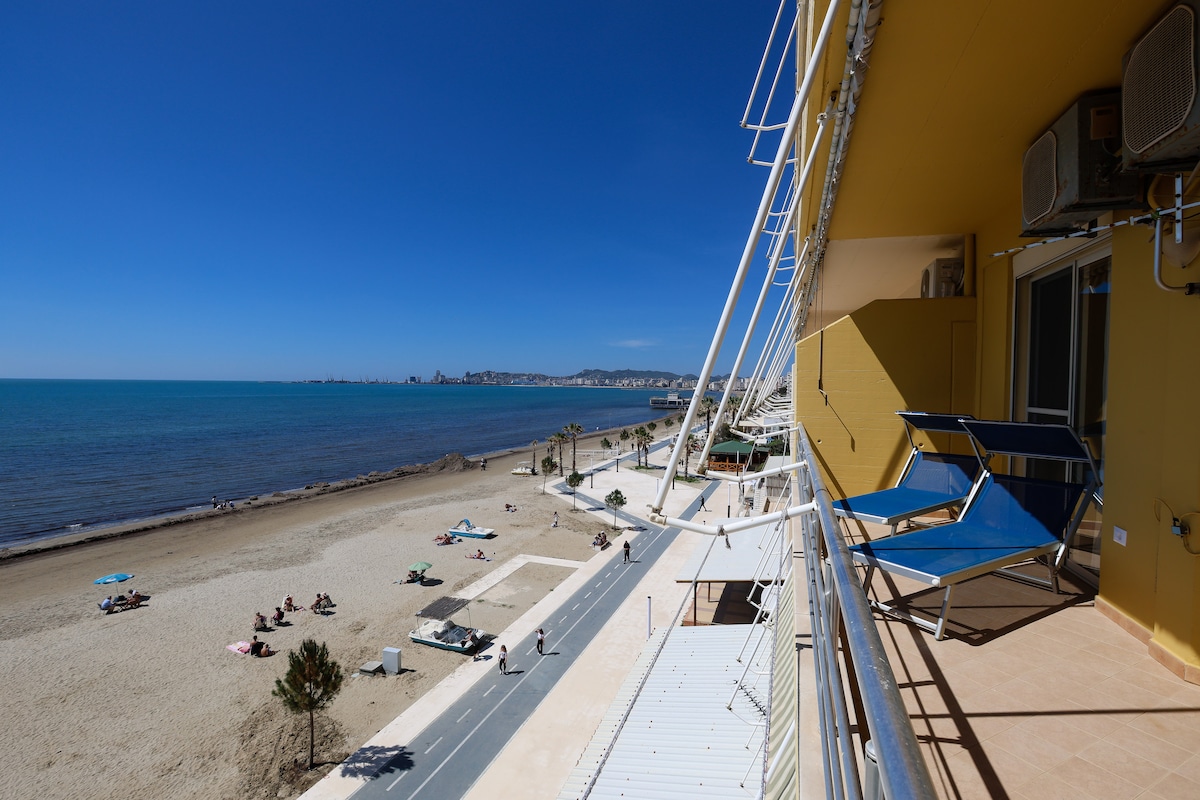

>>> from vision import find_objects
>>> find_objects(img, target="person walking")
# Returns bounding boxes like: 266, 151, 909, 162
552, 511, 559, 528
535, 628, 545, 655
498, 644, 508, 674
699, 494, 709, 511
623, 539, 631, 563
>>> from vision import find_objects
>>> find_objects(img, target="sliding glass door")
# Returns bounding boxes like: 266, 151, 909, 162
1013, 248, 1109, 584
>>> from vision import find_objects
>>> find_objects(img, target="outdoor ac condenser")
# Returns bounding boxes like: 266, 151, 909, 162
1122, 0, 1200, 172
1021, 90, 1140, 236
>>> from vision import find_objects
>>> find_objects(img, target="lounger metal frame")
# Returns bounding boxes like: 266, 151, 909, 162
833, 411, 981, 536
851, 420, 1100, 640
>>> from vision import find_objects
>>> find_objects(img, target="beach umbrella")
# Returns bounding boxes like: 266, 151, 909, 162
94, 573, 134, 585
408, 562, 433, 572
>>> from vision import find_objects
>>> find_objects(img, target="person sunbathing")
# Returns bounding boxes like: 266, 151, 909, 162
254, 612, 269, 630
434, 533, 454, 545
249, 636, 273, 657
271, 607, 285, 625
467, 550, 486, 560
407, 570, 424, 583
125, 590, 142, 609
283, 595, 296, 612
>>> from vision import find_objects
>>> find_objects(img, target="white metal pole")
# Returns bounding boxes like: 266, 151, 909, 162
651, 0, 844, 517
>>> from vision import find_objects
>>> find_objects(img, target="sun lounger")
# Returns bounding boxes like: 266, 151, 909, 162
833, 412, 981, 536
849, 419, 1099, 640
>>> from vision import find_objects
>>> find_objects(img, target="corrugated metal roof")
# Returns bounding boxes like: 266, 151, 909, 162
675, 521, 787, 584
560, 625, 771, 799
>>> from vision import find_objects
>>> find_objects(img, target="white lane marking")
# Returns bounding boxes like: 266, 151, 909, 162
423, 736, 443, 755
387, 772, 407, 791
399, 556, 638, 799
456, 709, 471, 724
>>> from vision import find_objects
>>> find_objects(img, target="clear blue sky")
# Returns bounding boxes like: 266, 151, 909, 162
1, 2, 782, 381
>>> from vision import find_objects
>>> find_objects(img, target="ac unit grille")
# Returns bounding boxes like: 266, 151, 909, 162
1124, 5, 1197, 154
1022, 130, 1058, 225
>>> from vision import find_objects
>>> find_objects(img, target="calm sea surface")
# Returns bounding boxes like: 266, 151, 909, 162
0, 380, 670, 548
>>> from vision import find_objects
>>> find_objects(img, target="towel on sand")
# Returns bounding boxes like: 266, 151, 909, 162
227, 641, 251, 654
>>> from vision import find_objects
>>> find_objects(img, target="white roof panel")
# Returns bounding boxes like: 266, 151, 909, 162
561, 625, 770, 800
675, 520, 787, 583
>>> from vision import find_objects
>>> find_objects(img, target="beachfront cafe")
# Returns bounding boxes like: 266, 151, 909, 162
704, 439, 767, 473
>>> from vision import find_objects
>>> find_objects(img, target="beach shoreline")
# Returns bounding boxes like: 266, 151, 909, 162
1, 417, 680, 562
0, 418, 692, 799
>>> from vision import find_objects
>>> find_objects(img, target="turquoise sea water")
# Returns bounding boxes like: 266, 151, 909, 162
0, 380, 669, 548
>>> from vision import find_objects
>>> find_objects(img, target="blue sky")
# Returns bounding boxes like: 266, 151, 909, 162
1, 2, 782, 381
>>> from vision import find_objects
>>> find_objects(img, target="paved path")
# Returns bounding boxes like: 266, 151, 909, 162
346, 482, 716, 800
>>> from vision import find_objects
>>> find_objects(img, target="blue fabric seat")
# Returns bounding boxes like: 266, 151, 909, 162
833, 411, 980, 535
848, 420, 1099, 640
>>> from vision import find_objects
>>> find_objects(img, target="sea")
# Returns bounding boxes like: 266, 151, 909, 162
0, 379, 671, 549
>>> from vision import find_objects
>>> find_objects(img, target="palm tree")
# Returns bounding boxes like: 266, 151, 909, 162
529, 439, 539, 475
549, 432, 568, 476
682, 433, 699, 477
273, 639, 344, 770
699, 396, 718, 433
564, 422, 584, 473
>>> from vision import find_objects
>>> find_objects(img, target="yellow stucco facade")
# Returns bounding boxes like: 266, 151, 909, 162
793, 0, 1200, 678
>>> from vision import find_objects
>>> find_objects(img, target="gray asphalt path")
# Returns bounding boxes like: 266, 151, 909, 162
348, 474, 717, 800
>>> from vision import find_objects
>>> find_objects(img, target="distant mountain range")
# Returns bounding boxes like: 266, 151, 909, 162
570, 368, 702, 381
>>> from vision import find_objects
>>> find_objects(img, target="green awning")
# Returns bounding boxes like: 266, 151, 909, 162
709, 440, 758, 455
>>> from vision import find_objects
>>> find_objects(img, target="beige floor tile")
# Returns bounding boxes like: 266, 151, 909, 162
1077, 737, 1169, 789
1100, 725, 1193, 771
943, 744, 1043, 799
1175, 753, 1200, 785
1012, 770, 1093, 800
1047, 755, 1141, 800
1011, 712, 1103, 754
1128, 708, 1200, 752
1143, 771, 1200, 800
988, 724, 1075, 772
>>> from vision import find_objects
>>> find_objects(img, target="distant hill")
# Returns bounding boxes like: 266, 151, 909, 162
570, 368, 700, 381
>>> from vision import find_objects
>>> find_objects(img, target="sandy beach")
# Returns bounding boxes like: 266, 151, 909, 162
0, 425, 679, 799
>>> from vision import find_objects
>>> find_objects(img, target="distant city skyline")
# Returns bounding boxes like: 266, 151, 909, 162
0, 3, 786, 381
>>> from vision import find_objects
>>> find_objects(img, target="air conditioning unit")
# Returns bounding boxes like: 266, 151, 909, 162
1021, 90, 1140, 236
1122, 0, 1200, 172
920, 259, 963, 298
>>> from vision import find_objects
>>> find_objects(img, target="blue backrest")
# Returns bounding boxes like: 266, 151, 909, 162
960, 473, 1087, 540
901, 452, 980, 496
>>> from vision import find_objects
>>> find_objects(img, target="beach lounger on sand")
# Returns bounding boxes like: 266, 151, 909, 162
849, 419, 1099, 640
833, 412, 981, 536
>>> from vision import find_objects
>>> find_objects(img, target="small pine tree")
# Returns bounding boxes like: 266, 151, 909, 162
605, 489, 627, 529
566, 471, 584, 509
273, 639, 344, 769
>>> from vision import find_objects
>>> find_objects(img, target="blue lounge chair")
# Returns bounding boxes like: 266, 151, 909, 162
833, 412, 981, 536
849, 420, 1099, 640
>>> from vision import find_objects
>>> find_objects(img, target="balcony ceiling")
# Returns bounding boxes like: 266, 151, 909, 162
829, 0, 1166, 241
808, 0, 1170, 329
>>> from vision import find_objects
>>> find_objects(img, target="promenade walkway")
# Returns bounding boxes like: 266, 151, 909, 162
302, 435, 718, 800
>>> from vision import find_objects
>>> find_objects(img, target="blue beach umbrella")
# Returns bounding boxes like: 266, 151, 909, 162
94, 573, 134, 585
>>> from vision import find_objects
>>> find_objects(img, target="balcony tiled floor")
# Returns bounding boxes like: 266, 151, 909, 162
847, 521, 1200, 800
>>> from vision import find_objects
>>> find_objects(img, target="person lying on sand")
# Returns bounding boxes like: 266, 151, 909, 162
249, 636, 273, 657
504, 503, 517, 512
466, 550, 487, 560
434, 533, 456, 545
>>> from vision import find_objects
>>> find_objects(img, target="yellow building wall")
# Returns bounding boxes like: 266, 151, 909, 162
795, 297, 976, 501
1102, 225, 1200, 675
